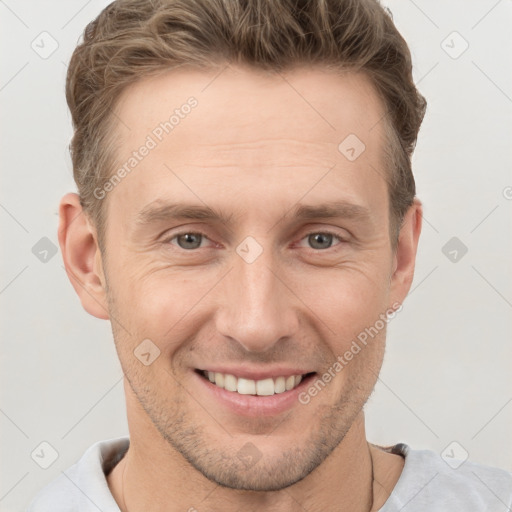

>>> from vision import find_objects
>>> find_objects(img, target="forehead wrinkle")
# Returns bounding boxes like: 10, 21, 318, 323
168, 138, 342, 171
183, 137, 335, 151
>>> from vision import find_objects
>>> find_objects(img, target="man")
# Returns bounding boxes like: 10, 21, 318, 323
27, 0, 512, 510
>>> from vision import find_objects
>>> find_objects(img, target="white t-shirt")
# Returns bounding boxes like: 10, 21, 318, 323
26, 436, 512, 511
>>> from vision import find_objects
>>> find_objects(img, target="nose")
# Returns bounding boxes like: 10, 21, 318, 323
215, 243, 300, 353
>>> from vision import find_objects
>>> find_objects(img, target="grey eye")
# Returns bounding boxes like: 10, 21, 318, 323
308, 233, 335, 250
175, 233, 204, 250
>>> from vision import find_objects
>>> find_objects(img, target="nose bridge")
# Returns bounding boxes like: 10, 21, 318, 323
215, 239, 298, 353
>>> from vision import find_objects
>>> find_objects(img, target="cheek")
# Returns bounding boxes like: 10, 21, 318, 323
107, 246, 391, 355
292, 262, 390, 337
108, 267, 214, 352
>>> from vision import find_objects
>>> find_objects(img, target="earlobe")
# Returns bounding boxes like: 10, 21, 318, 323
58, 193, 110, 320
389, 198, 423, 306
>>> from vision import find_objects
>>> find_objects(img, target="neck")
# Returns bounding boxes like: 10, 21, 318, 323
108, 409, 377, 512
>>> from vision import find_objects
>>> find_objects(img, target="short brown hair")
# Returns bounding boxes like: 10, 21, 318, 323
66, 0, 426, 250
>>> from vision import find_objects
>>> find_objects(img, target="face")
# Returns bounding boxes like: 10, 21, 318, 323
95, 65, 407, 491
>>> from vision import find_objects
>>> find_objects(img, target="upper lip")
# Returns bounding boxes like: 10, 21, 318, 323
197, 366, 314, 381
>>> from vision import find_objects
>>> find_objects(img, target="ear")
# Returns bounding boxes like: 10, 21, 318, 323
58, 193, 110, 320
388, 198, 423, 308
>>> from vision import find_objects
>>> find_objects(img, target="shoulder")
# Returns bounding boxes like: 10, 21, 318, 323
378, 443, 512, 511
26, 436, 129, 512
26, 464, 81, 512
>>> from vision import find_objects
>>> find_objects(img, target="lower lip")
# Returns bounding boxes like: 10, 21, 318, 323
193, 371, 315, 417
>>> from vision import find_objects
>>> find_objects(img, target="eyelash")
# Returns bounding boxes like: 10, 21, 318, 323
162, 230, 346, 252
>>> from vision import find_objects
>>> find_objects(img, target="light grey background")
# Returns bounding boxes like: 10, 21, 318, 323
1, 0, 511, 510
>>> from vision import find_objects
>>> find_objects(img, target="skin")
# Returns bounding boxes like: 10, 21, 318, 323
59, 65, 422, 511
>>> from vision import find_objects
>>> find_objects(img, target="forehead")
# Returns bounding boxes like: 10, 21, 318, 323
114, 64, 386, 147
107, 65, 389, 221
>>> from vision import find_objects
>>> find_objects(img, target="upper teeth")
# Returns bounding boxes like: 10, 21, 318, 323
205, 371, 304, 396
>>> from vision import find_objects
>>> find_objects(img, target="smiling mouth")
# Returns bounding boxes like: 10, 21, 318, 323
196, 369, 315, 396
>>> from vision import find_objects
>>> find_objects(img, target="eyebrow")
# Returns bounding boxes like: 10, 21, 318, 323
135, 199, 371, 227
